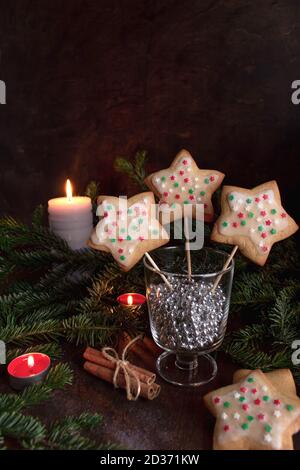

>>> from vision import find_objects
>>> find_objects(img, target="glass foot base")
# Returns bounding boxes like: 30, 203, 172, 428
156, 351, 217, 387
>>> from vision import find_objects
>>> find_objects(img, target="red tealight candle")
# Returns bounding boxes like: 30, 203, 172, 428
8, 353, 51, 391
117, 293, 146, 307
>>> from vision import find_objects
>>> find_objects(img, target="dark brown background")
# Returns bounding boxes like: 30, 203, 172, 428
0, 0, 299, 220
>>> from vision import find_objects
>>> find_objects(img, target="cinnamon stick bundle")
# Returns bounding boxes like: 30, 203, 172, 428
84, 361, 161, 400
118, 333, 161, 372
83, 347, 156, 385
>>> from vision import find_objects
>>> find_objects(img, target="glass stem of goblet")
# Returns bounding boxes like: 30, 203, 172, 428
175, 353, 198, 370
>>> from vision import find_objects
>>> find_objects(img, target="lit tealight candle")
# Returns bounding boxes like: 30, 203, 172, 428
8, 353, 51, 391
48, 179, 93, 250
117, 293, 146, 307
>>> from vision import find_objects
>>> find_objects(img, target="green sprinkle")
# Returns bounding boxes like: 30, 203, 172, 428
222, 221, 228, 228
241, 220, 246, 226
120, 228, 126, 234
258, 226, 263, 232
183, 200, 189, 205
248, 212, 254, 218
106, 204, 113, 211
138, 218, 143, 225
161, 176, 166, 182
246, 198, 252, 204
204, 178, 209, 184
265, 424, 272, 433
127, 208, 133, 215
120, 255, 126, 261
286, 404, 294, 412
152, 229, 159, 235
188, 188, 194, 194
171, 203, 176, 209
241, 423, 249, 430
271, 209, 277, 215
200, 191, 206, 196
132, 225, 138, 231
270, 228, 276, 235
126, 235, 132, 241
247, 377, 254, 383
174, 182, 179, 188
109, 238, 116, 243
247, 415, 254, 422
223, 402, 231, 408
239, 396, 246, 402
263, 396, 269, 402
228, 194, 234, 201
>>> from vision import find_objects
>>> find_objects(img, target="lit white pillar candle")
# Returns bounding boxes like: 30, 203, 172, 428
48, 179, 93, 250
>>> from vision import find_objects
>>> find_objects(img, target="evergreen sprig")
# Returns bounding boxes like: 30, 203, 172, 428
114, 149, 148, 190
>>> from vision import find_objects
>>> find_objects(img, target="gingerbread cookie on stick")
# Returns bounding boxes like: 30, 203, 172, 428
89, 192, 169, 272
204, 369, 300, 450
211, 180, 298, 266
145, 149, 225, 223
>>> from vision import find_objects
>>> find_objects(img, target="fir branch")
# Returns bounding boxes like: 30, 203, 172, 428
6, 343, 62, 363
114, 150, 148, 190
0, 412, 46, 443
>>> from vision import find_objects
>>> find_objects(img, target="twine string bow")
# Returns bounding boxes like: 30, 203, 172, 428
102, 335, 142, 401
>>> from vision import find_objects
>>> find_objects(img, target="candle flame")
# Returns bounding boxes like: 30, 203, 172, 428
66, 179, 73, 202
127, 295, 133, 306
28, 355, 35, 368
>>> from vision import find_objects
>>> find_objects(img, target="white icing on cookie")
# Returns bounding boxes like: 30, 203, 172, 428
214, 372, 300, 450
92, 197, 168, 268
219, 190, 289, 255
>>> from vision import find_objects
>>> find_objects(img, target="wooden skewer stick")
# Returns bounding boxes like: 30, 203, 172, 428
211, 245, 238, 293
145, 252, 172, 290
184, 217, 192, 281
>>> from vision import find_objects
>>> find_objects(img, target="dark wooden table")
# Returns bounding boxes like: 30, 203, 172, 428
1, 345, 299, 450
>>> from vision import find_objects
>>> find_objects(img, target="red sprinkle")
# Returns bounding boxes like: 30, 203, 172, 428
118, 237, 124, 243
232, 222, 238, 228
179, 170, 184, 176
242, 404, 249, 411
261, 232, 267, 239
251, 388, 257, 394
240, 387, 247, 393
254, 399, 261, 405
117, 210, 122, 215
170, 175, 176, 181
175, 194, 180, 199
255, 197, 260, 203
118, 249, 123, 254
213, 397, 221, 404
104, 211, 108, 218
210, 175, 215, 182
257, 413, 265, 421
139, 236, 144, 241
262, 246, 268, 252
263, 194, 269, 200
260, 211, 267, 217
204, 203, 208, 209
184, 178, 190, 183
163, 192, 168, 197
237, 212, 244, 219
189, 195, 194, 201
274, 399, 281, 406
281, 213, 286, 218
183, 160, 188, 165
265, 220, 272, 226
224, 425, 230, 432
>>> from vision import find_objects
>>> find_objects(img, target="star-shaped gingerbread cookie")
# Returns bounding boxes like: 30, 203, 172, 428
88, 192, 169, 271
211, 181, 298, 265
145, 149, 225, 222
204, 369, 300, 450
